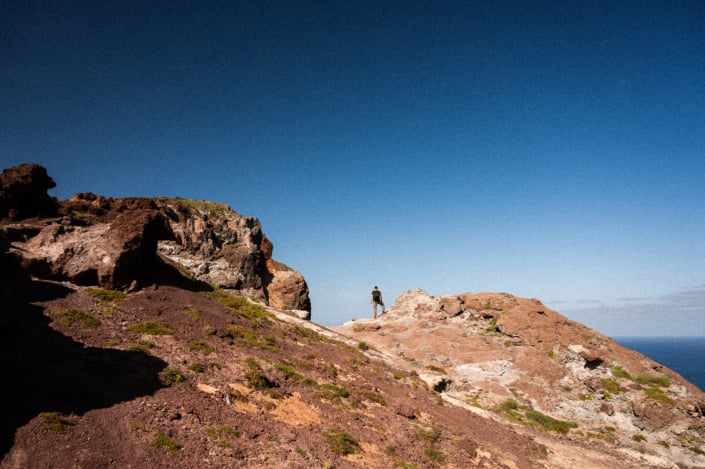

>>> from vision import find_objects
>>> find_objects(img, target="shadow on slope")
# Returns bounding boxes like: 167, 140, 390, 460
0, 281, 167, 458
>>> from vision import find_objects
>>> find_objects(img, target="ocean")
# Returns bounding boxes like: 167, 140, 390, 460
615, 337, 705, 392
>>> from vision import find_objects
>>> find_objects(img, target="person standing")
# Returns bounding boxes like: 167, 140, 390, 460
371, 286, 385, 318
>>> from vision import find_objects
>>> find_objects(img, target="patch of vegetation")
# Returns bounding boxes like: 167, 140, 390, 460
205, 426, 240, 447
126, 340, 158, 353
611, 365, 633, 380
129, 423, 147, 432
182, 309, 200, 321
360, 389, 387, 406
129, 321, 173, 335
275, 363, 303, 381
293, 325, 326, 342
392, 370, 406, 380
689, 446, 705, 456
39, 412, 71, 433
416, 425, 444, 463
636, 375, 671, 387
393, 462, 418, 469
644, 385, 675, 405
295, 447, 308, 458
601, 378, 623, 395
189, 340, 214, 354
245, 358, 276, 390
632, 433, 646, 442
317, 363, 336, 380
188, 362, 207, 373
319, 384, 350, 402
358, 341, 369, 351
424, 447, 445, 464
658, 440, 670, 448
85, 287, 126, 303
497, 398, 578, 434
578, 392, 594, 401
525, 410, 578, 434
465, 393, 483, 408
54, 309, 101, 329
227, 324, 275, 349
208, 289, 272, 321
485, 317, 500, 333
324, 429, 361, 455
162, 369, 186, 384
425, 365, 446, 374
152, 429, 182, 452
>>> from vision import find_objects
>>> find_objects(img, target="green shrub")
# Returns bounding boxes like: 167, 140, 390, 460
129, 321, 173, 335
324, 429, 361, 455
319, 384, 350, 402
152, 430, 182, 452
424, 447, 445, 463
525, 409, 578, 434
244, 359, 276, 390
39, 412, 71, 433
632, 434, 646, 442
644, 385, 675, 405
425, 365, 446, 374
208, 289, 271, 321
188, 362, 207, 373
54, 309, 101, 329
126, 340, 157, 353
393, 462, 418, 469
601, 379, 623, 395
360, 389, 387, 406
162, 369, 186, 384
611, 365, 632, 380
85, 288, 126, 303
358, 341, 369, 350
636, 375, 670, 387
189, 340, 214, 354
205, 426, 240, 447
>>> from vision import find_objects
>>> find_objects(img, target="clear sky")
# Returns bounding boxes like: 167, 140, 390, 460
2, 1, 704, 336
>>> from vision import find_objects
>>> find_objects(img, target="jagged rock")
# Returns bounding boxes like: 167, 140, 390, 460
0, 163, 58, 220
3, 164, 311, 316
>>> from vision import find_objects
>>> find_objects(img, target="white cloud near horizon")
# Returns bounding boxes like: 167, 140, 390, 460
555, 285, 705, 337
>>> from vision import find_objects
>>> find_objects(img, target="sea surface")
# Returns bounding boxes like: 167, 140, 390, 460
615, 336, 705, 392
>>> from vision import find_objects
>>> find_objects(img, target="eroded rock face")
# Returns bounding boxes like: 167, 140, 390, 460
2, 164, 311, 317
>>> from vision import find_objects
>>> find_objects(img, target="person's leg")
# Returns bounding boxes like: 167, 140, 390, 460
373, 302, 377, 318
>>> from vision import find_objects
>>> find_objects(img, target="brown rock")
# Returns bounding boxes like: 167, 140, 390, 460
0, 163, 58, 220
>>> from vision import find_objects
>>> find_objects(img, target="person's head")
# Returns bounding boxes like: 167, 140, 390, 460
374, 286, 378, 290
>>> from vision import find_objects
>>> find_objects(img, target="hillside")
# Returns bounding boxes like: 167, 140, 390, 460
1, 164, 704, 468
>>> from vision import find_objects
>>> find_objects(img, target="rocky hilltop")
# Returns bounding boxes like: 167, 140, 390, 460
1, 163, 704, 468
0, 164, 310, 317
336, 289, 705, 467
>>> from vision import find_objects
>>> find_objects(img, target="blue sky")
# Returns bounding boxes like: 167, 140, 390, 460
2, 1, 704, 336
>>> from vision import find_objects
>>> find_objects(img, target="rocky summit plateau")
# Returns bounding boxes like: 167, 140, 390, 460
1, 163, 704, 469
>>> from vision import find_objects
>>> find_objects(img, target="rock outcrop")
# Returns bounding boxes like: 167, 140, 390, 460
1, 164, 311, 317
0, 164, 58, 220
337, 288, 705, 468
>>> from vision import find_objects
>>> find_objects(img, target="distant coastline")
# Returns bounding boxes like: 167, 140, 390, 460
615, 336, 705, 392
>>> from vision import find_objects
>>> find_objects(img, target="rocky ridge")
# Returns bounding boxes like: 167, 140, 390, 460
2, 163, 705, 468
1, 164, 310, 317
336, 288, 705, 468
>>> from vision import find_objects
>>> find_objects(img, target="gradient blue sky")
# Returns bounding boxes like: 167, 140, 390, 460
2, 1, 704, 336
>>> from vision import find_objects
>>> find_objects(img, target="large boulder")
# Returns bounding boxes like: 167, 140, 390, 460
0, 164, 58, 220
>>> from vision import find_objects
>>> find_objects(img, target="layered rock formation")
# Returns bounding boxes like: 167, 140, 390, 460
336, 288, 705, 468
0, 164, 310, 317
